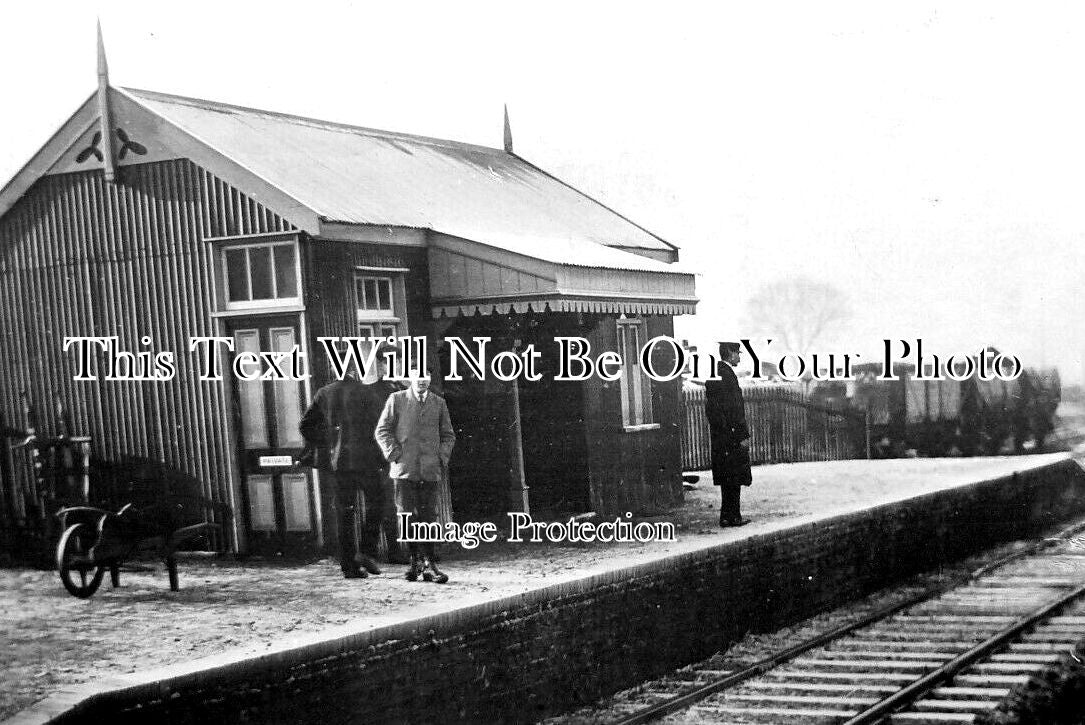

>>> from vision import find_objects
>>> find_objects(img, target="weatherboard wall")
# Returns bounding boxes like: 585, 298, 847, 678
582, 313, 685, 515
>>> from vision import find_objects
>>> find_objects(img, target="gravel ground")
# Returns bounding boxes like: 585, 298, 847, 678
0, 453, 1070, 720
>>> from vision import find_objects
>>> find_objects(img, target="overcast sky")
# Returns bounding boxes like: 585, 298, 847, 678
2, 2, 1083, 383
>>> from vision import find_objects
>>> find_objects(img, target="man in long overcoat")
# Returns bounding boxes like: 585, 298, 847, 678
375, 369, 456, 582
300, 345, 396, 578
705, 341, 752, 527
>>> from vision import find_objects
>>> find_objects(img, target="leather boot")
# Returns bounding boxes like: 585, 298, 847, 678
356, 553, 382, 576
422, 558, 448, 584
405, 554, 422, 582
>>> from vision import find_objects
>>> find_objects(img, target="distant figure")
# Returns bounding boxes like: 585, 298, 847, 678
299, 342, 397, 579
375, 369, 456, 583
705, 341, 752, 527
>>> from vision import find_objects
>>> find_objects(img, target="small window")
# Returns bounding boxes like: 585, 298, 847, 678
223, 241, 301, 308
355, 273, 405, 336
356, 273, 407, 372
617, 318, 655, 428
356, 276, 394, 315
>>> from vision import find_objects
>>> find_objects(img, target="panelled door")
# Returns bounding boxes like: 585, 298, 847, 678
225, 315, 317, 555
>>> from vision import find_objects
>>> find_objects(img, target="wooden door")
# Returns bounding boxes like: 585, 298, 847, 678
225, 315, 316, 555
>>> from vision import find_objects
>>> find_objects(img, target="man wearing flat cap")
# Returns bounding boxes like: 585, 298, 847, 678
705, 341, 753, 526
299, 342, 399, 578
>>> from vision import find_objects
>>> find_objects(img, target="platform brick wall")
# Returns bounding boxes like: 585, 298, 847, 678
31, 459, 1085, 725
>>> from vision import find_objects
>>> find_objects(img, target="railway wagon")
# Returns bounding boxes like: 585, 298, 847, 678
835, 359, 1060, 458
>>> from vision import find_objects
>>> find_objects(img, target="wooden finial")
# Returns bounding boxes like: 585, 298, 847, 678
96, 19, 117, 183
97, 19, 109, 77
503, 104, 513, 154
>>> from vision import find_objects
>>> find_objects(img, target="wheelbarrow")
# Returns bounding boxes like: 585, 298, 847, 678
55, 495, 229, 598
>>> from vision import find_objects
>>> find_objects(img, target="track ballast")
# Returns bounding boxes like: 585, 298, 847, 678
599, 526, 1085, 725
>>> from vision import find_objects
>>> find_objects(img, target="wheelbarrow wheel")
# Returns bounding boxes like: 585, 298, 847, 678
56, 523, 105, 598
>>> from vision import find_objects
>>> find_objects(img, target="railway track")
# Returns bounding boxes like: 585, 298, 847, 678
595, 525, 1085, 725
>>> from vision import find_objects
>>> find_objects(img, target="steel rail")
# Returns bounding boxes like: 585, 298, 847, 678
841, 580, 1085, 724
609, 518, 1085, 725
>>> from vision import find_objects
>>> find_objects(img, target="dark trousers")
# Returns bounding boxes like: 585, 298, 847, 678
713, 445, 750, 523
330, 469, 386, 574
394, 479, 440, 561
719, 484, 742, 522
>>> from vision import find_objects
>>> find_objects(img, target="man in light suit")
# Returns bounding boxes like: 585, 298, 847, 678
375, 368, 456, 583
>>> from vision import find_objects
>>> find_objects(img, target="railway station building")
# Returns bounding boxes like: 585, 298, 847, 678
0, 54, 697, 555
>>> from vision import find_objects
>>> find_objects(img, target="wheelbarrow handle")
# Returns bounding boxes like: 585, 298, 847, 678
55, 505, 112, 518
56, 506, 112, 530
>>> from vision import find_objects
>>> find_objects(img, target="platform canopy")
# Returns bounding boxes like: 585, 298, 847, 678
429, 233, 697, 318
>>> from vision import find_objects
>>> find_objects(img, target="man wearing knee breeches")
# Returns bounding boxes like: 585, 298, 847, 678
375, 369, 456, 582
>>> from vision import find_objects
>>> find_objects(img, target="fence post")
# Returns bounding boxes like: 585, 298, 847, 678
865, 407, 872, 459
823, 407, 830, 461
79, 439, 92, 503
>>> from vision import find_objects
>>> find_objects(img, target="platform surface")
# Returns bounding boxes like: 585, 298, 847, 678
0, 453, 1073, 720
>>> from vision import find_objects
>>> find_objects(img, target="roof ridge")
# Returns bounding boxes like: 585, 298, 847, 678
121, 87, 505, 155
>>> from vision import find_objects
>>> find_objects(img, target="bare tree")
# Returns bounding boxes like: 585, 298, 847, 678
741, 276, 850, 355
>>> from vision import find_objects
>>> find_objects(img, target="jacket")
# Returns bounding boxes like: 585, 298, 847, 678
704, 363, 752, 486
375, 389, 456, 481
299, 378, 397, 472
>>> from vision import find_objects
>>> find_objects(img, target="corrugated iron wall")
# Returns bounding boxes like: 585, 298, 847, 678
0, 160, 296, 548
304, 239, 430, 387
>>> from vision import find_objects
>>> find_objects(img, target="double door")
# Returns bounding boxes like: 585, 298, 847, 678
225, 315, 317, 555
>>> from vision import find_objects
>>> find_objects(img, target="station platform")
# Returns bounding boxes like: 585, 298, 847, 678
3, 453, 1082, 724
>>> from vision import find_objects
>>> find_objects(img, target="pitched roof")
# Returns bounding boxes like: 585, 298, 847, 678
119, 89, 678, 268
0, 86, 693, 287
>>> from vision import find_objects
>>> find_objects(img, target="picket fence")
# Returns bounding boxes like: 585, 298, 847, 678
681, 381, 868, 470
